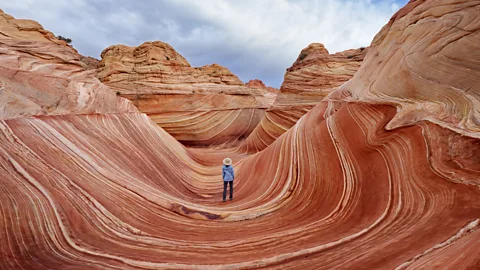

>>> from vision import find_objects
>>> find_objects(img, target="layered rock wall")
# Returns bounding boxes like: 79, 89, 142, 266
0, 9, 135, 119
239, 43, 368, 153
335, 0, 480, 139
97, 41, 275, 147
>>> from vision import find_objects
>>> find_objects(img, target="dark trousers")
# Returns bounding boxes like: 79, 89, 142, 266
223, 181, 233, 200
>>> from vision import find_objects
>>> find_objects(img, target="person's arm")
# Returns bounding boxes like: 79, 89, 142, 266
232, 167, 235, 179
222, 167, 225, 180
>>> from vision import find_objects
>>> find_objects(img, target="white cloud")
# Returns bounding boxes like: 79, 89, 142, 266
1, 0, 407, 87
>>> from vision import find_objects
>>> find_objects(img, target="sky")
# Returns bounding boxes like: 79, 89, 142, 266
2, 0, 408, 88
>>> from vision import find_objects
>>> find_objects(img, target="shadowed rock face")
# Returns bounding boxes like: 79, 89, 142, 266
239, 43, 368, 153
1, 1, 480, 269
96, 41, 276, 147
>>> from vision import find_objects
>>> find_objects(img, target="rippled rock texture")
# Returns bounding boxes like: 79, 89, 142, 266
337, 0, 480, 139
2, 1, 480, 269
0, 9, 136, 119
97, 41, 275, 147
239, 43, 368, 153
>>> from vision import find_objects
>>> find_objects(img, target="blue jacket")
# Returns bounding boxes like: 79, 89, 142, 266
222, 165, 234, 182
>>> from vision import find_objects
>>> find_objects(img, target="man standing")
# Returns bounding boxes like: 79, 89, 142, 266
222, 158, 234, 202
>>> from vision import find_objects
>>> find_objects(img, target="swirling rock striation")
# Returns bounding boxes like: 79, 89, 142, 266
239, 43, 368, 153
97, 41, 275, 147
0, 9, 136, 119
333, 0, 480, 139
1, 1, 480, 269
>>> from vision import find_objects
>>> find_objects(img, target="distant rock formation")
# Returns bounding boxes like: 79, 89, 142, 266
246, 79, 278, 93
96, 41, 276, 147
80, 56, 100, 70
97, 41, 244, 89
275, 43, 367, 106
245, 79, 278, 105
239, 43, 368, 153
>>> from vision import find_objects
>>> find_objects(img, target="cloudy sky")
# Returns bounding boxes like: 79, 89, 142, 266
3, 0, 408, 88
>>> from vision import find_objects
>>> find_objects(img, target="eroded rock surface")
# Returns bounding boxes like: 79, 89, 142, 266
240, 43, 368, 153
97, 41, 274, 147
0, 9, 135, 119
335, 0, 480, 139
1, 1, 480, 269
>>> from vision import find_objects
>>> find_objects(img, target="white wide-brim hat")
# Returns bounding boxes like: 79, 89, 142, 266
223, 157, 232, 165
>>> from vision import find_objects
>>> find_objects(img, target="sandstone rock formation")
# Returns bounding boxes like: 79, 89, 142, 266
1, 1, 480, 269
80, 55, 100, 70
275, 43, 367, 105
0, 9, 135, 119
239, 43, 368, 153
97, 41, 244, 89
97, 41, 274, 147
245, 79, 278, 106
245, 79, 278, 93
335, 0, 480, 139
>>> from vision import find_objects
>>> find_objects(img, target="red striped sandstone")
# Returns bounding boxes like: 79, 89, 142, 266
239, 43, 368, 153
1, 0, 480, 269
0, 9, 136, 119
335, 0, 480, 139
97, 42, 276, 147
